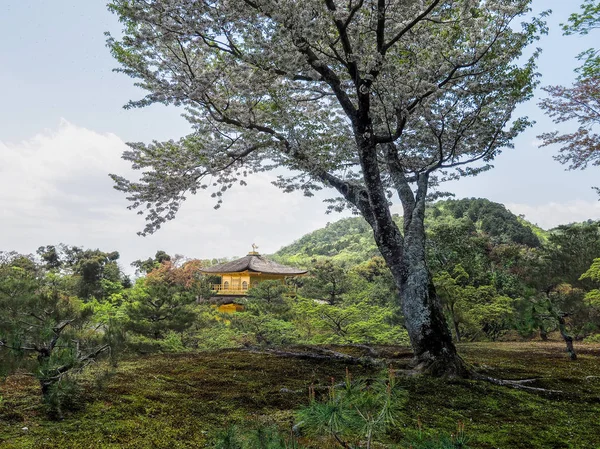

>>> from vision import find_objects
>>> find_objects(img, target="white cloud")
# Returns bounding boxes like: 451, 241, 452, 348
1, 120, 136, 253
506, 200, 600, 229
0, 121, 345, 272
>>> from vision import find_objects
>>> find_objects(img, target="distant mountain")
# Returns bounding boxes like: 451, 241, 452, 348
273, 198, 547, 266
429, 198, 545, 247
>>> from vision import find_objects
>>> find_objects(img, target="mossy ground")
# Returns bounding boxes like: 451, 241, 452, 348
1, 342, 599, 448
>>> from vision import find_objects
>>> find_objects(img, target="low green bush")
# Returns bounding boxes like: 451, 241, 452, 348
583, 333, 600, 343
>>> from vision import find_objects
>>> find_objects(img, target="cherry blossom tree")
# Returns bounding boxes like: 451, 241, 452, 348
538, 1, 599, 193
107, 0, 544, 375
538, 78, 600, 183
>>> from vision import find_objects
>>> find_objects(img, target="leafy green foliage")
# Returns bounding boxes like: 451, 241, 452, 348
350, 257, 398, 306
0, 253, 109, 417
580, 258, 600, 308
426, 218, 487, 280
542, 221, 600, 287
301, 260, 350, 306
131, 250, 172, 275
563, 0, 600, 77
125, 260, 202, 341
434, 267, 514, 342
231, 281, 298, 346
293, 298, 407, 346
580, 257, 600, 284
248, 280, 290, 305
297, 369, 407, 449
520, 222, 600, 340
273, 201, 600, 345
37, 244, 128, 300
486, 221, 600, 348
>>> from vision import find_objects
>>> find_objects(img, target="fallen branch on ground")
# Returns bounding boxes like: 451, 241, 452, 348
243, 346, 385, 367
471, 372, 564, 395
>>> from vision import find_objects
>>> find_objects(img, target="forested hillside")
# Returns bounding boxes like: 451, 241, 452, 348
274, 198, 544, 265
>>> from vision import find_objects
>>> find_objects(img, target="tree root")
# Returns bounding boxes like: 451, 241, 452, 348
470, 372, 564, 395
245, 346, 570, 396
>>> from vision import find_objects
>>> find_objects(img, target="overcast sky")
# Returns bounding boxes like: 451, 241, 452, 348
1, 1, 599, 272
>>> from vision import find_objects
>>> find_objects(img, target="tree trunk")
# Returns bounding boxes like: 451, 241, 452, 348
453, 318, 462, 343
557, 316, 577, 360
40, 379, 52, 398
398, 258, 467, 377
37, 350, 53, 398
447, 303, 461, 342
374, 227, 467, 377
335, 134, 466, 376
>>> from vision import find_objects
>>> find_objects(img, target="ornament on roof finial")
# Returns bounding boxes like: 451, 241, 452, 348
249, 243, 260, 255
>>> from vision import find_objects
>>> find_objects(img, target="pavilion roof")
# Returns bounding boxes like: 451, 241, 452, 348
200, 253, 307, 276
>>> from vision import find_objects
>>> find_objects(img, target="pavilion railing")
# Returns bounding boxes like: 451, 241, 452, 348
210, 284, 256, 294
210, 284, 297, 296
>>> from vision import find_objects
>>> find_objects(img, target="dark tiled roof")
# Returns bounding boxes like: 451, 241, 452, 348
201, 254, 307, 275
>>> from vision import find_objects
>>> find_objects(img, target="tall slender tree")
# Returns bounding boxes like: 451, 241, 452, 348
107, 0, 545, 375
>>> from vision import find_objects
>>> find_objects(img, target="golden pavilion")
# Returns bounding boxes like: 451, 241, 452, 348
201, 245, 307, 298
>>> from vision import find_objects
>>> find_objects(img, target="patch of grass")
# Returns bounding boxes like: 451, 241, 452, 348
0, 350, 372, 448
401, 342, 600, 449
0, 342, 599, 448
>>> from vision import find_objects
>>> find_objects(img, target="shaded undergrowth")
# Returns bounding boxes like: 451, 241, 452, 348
0, 342, 599, 448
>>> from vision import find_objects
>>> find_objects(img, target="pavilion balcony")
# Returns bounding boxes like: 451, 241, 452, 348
209, 284, 298, 296
210, 284, 255, 295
